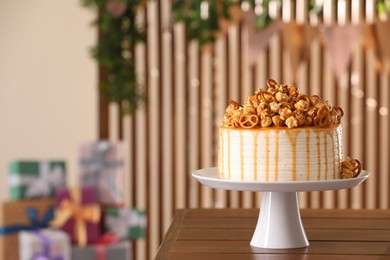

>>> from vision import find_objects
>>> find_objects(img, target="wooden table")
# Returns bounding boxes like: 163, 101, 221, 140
155, 208, 390, 259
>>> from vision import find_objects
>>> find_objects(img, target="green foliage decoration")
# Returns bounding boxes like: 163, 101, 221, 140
378, 0, 390, 17
82, 0, 145, 114
171, 0, 323, 47
172, 0, 238, 47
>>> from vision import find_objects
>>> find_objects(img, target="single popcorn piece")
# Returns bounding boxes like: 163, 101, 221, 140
294, 111, 306, 126
260, 115, 272, 127
243, 104, 256, 114
294, 99, 310, 112
272, 115, 285, 126
289, 85, 299, 97
270, 101, 281, 113
279, 107, 293, 120
286, 116, 299, 128
275, 92, 289, 102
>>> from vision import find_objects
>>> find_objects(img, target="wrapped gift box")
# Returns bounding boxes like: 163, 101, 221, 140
104, 208, 146, 240
0, 199, 54, 260
19, 229, 71, 260
9, 160, 66, 200
79, 141, 125, 206
72, 241, 131, 260
51, 187, 101, 246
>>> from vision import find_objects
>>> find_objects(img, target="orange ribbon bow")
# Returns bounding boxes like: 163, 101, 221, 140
50, 188, 100, 247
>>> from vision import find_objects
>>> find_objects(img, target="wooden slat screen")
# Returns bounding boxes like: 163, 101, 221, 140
99, 0, 390, 259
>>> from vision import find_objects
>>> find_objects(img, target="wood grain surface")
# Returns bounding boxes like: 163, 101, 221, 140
155, 209, 390, 259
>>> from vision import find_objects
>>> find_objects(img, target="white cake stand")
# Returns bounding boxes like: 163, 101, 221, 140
192, 168, 370, 249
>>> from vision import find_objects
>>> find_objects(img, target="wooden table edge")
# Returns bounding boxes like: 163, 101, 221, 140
155, 209, 188, 260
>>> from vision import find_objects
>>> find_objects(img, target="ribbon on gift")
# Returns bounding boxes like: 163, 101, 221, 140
105, 208, 146, 239
9, 161, 65, 198
80, 141, 123, 203
50, 188, 101, 247
32, 231, 64, 260
94, 233, 120, 260
0, 207, 54, 235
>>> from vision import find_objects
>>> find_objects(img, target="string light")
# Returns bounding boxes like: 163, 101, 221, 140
150, 68, 159, 78
366, 98, 378, 111
241, 1, 250, 12
379, 107, 388, 116
191, 79, 200, 87
200, 1, 209, 20
255, 0, 263, 15
351, 71, 360, 86
351, 116, 361, 126
352, 89, 365, 99
269, 0, 279, 19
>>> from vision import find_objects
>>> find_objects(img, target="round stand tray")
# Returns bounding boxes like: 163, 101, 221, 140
192, 168, 370, 249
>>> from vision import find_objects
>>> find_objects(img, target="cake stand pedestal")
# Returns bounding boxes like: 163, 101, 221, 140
192, 168, 369, 249
252, 191, 307, 248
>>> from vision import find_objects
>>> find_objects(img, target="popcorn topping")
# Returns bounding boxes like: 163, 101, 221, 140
223, 79, 344, 129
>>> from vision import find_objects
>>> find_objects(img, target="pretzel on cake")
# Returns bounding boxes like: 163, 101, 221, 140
341, 157, 362, 179
258, 90, 275, 104
228, 99, 242, 108
333, 106, 344, 124
239, 114, 259, 128
314, 106, 331, 126
310, 95, 322, 106
267, 79, 277, 89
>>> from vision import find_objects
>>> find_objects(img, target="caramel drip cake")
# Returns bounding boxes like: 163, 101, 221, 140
218, 79, 361, 181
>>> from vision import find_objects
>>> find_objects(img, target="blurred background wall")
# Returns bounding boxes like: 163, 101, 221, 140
0, 1, 97, 198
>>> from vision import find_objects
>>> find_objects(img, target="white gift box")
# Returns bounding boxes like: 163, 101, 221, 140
19, 229, 71, 260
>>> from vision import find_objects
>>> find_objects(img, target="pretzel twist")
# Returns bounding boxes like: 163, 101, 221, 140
314, 106, 330, 126
239, 114, 259, 128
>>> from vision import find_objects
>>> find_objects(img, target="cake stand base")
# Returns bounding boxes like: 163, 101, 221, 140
192, 168, 369, 249
251, 192, 309, 249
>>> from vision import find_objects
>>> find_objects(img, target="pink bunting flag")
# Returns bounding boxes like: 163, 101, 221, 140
282, 22, 317, 80
215, 4, 242, 38
105, 0, 127, 17
303, 24, 318, 58
243, 11, 283, 67
320, 24, 361, 80
361, 22, 382, 71
374, 19, 390, 72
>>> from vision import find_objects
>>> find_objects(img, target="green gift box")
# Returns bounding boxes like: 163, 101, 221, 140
9, 161, 66, 200
104, 208, 146, 240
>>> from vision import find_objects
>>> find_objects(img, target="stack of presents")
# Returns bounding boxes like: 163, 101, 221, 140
0, 141, 146, 260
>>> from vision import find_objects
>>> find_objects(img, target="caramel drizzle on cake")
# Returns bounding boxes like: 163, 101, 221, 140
220, 127, 343, 181
305, 128, 311, 181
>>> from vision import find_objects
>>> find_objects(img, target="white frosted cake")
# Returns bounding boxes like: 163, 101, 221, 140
218, 79, 361, 181
218, 126, 342, 181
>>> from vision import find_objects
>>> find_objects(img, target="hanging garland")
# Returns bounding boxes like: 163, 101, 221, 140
172, 0, 239, 47
83, 0, 388, 114
82, 0, 145, 114
171, 0, 323, 47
